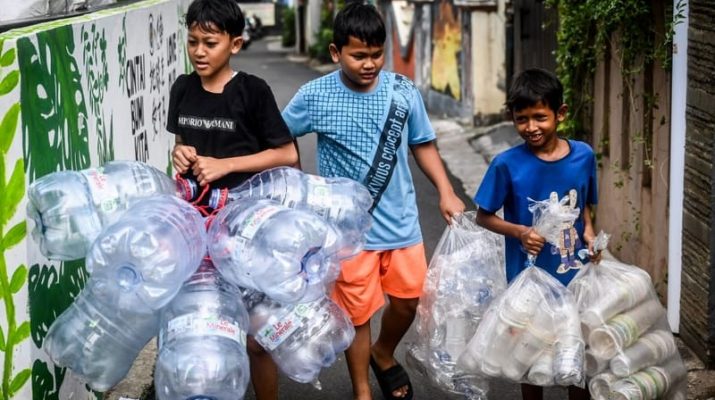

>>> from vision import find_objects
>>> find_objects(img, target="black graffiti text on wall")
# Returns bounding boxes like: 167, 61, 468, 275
127, 51, 147, 161
125, 54, 146, 98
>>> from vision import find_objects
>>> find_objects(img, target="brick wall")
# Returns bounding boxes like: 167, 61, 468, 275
682, 0, 715, 366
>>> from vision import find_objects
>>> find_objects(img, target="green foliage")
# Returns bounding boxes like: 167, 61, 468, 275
18, 25, 91, 180
16, 25, 93, 399
308, 0, 344, 63
1, 35, 30, 400
282, 7, 296, 48
309, 28, 334, 63
544, 0, 681, 138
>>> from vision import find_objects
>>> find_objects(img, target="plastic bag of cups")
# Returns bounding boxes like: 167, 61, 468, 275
27, 160, 176, 260
458, 265, 586, 388
569, 257, 687, 399
406, 211, 504, 398
245, 290, 355, 386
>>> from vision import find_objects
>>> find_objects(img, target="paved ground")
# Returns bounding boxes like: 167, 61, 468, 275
102, 36, 715, 400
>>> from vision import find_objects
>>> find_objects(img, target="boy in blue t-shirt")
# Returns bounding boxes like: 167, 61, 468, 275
474, 68, 599, 400
282, 3, 464, 399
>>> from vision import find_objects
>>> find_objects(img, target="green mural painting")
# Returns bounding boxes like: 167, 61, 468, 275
82, 23, 114, 164
0, 37, 30, 399
18, 25, 91, 181
17, 26, 93, 398
28, 260, 90, 399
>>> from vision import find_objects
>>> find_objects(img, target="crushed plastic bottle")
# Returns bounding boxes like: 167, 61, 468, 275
85, 195, 207, 310
155, 260, 250, 400
27, 161, 176, 260
233, 167, 373, 258
248, 293, 355, 384
43, 269, 161, 392
208, 198, 341, 303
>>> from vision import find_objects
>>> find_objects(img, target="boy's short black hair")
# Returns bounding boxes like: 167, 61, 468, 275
185, 0, 245, 37
506, 68, 564, 113
332, 1, 386, 51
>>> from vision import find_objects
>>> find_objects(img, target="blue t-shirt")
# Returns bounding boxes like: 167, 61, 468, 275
474, 140, 598, 285
282, 70, 435, 250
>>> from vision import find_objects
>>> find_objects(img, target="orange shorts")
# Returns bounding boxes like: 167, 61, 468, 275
330, 243, 428, 326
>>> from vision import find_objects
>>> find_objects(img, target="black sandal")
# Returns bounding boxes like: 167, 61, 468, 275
369, 355, 414, 400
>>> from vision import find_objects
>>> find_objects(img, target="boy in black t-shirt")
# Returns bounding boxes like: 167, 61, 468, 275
166, 0, 298, 398
168, 0, 298, 192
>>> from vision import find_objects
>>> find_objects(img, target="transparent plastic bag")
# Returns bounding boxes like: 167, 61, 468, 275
528, 191, 582, 271
406, 211, 504, 399
458, 265, 585, 388
569, 254, 687, 399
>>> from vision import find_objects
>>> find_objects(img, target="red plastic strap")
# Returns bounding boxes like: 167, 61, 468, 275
192, 182, 210, 206
175, 173, 192, 201
216, 188, 229, 210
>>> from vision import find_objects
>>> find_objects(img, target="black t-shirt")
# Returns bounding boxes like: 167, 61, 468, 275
166, 71, 293, 189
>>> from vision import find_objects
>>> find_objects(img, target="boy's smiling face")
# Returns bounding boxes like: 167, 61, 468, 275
512, 101, 567, 149
187, 22, 242, 86
330, 35, 385, 92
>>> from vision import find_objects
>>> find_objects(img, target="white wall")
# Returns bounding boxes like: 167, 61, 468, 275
0, 0, 191, 397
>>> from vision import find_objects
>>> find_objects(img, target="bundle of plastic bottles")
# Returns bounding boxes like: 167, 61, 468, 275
570, 258, 687, 400
43, 195, 207, 391
457, 265, 585, 387
406, 211, 504, 399
245, 290, 355, 386
29, 162, 370, 394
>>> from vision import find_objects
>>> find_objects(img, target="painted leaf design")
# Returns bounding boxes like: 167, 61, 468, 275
0, 324, 5, 351
32, 360, 64, 400
0, 48, 15, 67
10, 321, 30, 346
0, 70, 19, 95
9, 264, 27, 294
18, 25, 91, 181
8, 368, 31, 396
1, 222, 25, 252
0, 103, 20, 154
0, 158, 25, 227
28, 261, 88, 347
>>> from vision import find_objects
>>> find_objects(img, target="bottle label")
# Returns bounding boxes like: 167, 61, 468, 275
164, 313, 247, 347
306, 176, 352, 220
81, 168, 120, 213
254, 301, 322, 351
239, 205, 281, 239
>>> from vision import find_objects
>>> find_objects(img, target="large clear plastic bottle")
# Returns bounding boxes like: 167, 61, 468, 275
42, 195, 206, 391
155, 260, 250, 400
85, 195, 207, 310
233, 167, 373, 258
248, 293, 355, 384
43, 277, 159, 392
27, 160, 176, 260
208, 199, 341, 303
